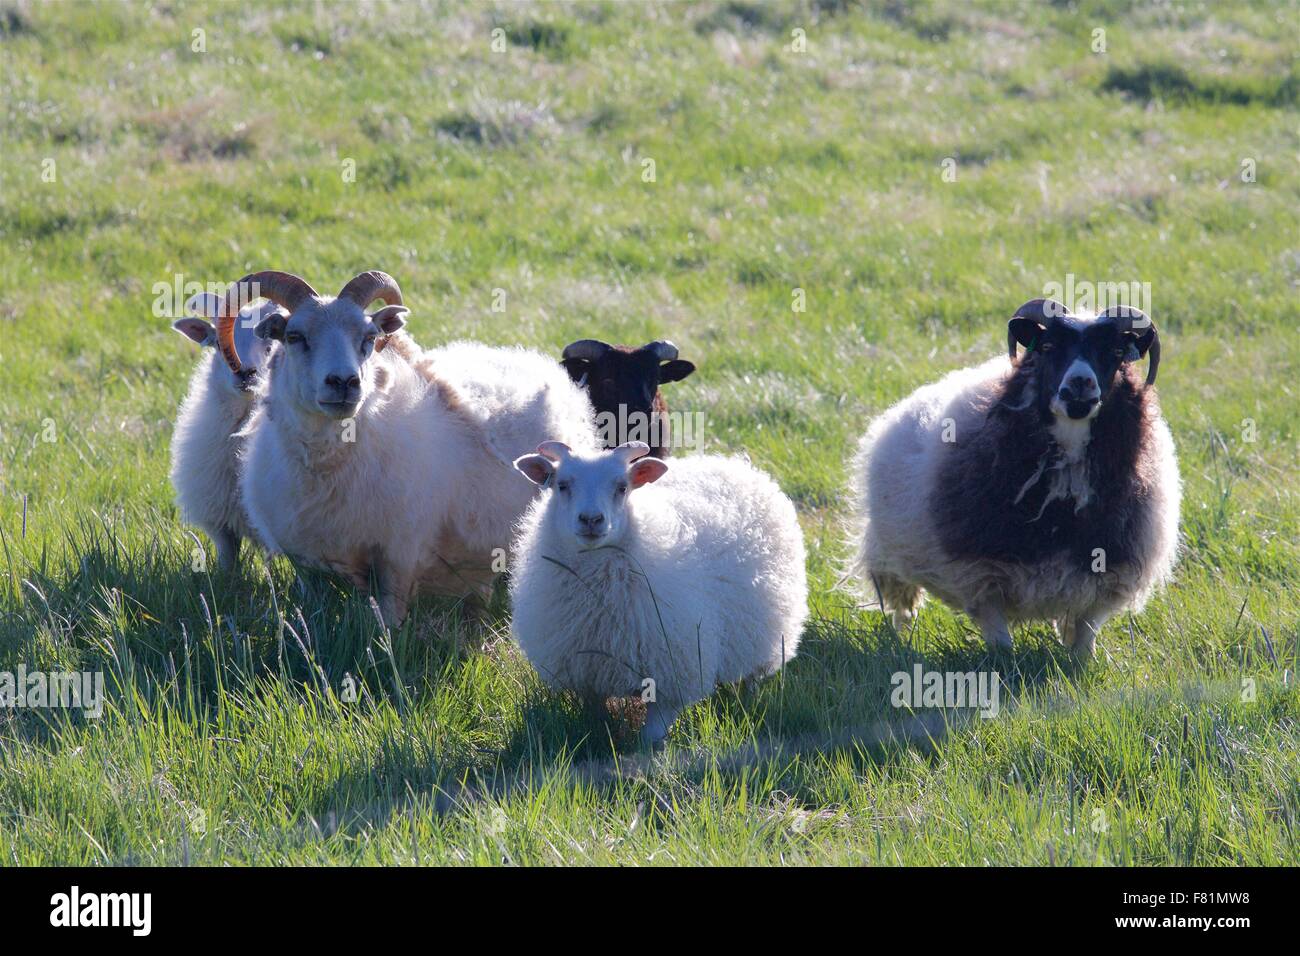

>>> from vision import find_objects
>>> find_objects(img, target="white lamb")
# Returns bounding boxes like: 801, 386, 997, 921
169, 293, 284, 570
509, 441, 808, 743
222, 270, 598, 625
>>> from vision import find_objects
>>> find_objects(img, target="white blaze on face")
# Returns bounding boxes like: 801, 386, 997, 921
1048, 357, 1102, 445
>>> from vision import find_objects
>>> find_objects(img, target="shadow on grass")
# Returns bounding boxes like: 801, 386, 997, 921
0, 511, 497, 742
297, 602, 1098, 837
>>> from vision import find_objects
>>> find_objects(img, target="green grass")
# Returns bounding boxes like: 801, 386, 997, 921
0, 0, 1297, 865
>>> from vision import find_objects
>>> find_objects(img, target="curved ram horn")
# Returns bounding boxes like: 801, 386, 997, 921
337, 271, 403, 310
215, 271, 319, 373
1007, 297, 1070, 360
536, 441, 572, 462
1098, 304, 1160, 386
643, 340, 679, 362
561, 339, 612, 362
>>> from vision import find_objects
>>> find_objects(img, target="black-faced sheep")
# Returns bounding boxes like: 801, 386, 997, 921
219, 270, 598, 626
850, 298, 1180, 656
509, 441, 807, 743
560, 339, 695, 459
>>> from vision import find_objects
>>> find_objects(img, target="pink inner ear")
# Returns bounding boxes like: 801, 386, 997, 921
173, 318, 214, 345
515, 455, 554, 486
630, 458, 668, 488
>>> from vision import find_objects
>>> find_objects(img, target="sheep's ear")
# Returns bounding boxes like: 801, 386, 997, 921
185, 292, 223, 319
514, 454, 555, 486
659, 359, 695, 383
1122, 323, 1156, 360
369, 305, 408, 335
172, 317, 216, 346
256, 312, 288, 341
629, 457, 668, 488
560, 358, 590, 383
1008, 317, 1045, 353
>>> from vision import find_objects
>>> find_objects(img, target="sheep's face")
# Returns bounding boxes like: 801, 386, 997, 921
256, 299, 407, 420
515, 443, 668, 550
562, 345, 695, 429
1009, 314, 1155, 423
175, 296, 283, 396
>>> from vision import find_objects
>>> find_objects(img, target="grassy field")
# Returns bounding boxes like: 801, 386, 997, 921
0, 0, 1297, 865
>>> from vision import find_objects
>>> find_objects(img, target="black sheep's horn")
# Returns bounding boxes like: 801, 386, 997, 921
1098, 304, 1159, 387
1007, 297, 1070, 360
644, 340, 679, 362
561, 339, 612, 361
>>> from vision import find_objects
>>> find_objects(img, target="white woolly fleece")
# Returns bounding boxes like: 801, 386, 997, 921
509, 454, 808, 712
239, 339, 598, 623
170, 349, 264, 566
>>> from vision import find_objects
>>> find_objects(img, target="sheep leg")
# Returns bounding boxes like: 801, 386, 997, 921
970, 604, 1013, 650
641, 701, 679, 746
1065, 614, 1105, 658
1054, 616, 1072, 645
214, 526, 240, 573
368, 547, 413, 629
871, 573, 920, 632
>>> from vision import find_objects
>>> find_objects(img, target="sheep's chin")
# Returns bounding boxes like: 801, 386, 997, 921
574, 531, 610, 551
1048, 398, 1097, 462
316, 399, 361, 420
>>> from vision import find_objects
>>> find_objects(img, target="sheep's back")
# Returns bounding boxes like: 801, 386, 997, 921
420, 342, 599, 456
852, 357, 1011, 586
644, 455, 808, 681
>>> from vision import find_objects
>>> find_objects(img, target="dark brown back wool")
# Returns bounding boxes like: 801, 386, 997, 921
933, 361, 1162, 572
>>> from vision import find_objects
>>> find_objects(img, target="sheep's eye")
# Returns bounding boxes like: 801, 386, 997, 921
363, 334, 377, 350
1038, 342, 1054, 353
285, 331, 305, 346
557, 481, 571, 493
616, 483, 629, 496
1113, 346, 1127, 358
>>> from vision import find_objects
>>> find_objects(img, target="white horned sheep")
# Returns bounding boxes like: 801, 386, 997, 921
850, 298, 1180, 656
509, 441, 808, 743
219, 270, 598, 626
169, 293, 285, 570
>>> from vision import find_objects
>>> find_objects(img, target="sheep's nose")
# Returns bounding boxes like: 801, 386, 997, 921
578, 512, 605, 532
325, 373, 361, 391
1060, 374, 1098, 400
